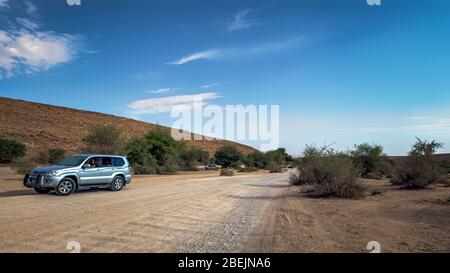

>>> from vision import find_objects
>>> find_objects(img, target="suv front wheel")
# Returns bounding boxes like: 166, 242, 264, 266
110, 176, 124, 191
55, 178, 76, 196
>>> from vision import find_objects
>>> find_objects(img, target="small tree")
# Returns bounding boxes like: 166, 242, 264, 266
84, 125, 122, 154
350, 143, 391, 178
391, 138, 445, 189
0, 138, 26, 163
214, 145, 243, 169
125, 130, 181, 174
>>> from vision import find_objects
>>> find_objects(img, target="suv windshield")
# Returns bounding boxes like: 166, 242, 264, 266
58, 156, 88, 167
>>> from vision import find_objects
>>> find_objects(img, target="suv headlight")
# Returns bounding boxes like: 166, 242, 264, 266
49, 170, 61, 176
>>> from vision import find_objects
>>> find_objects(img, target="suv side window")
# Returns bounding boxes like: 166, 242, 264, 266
113, 157, 125, 167
100, 157, 113, 167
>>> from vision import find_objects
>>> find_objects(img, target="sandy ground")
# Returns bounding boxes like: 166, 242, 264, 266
0, 167, 449, 253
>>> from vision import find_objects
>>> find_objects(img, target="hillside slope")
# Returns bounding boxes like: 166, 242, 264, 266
0, 97, 257, 159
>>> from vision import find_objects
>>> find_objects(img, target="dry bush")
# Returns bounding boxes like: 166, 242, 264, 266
220, 168, 235, 176
391, 138, 445, 189
36, 148, 66, 164
290, 145, 364, 198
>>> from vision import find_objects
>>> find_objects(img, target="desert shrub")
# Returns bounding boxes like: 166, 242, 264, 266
289, 169, 308, 186
350, 143, 391, 178
243, 151, 266, 169
220, 168, 235, 176
125, 130, 181, 174
36, 148, 65, 164
84, 125, 123, 154
391, 138, 445, 189
290, 145, 364, 198
179, 146, 209, 171
214, 145, 243, 169
267, 161, 283, 173
0, 138, 26, 163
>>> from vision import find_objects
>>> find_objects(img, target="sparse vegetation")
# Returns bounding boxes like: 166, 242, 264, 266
214, 145, 243, 169
0, 138, 26, 164
350, 143, 391, 178
220, 168, 235, 176
290, 145, 364, 198
12, 159, 36, 175
36, 148, 66, 164
84, 125, 123, 154
391, 138, 446, 189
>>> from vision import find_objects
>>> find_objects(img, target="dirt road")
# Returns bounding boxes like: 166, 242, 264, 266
0, 167, 449, 253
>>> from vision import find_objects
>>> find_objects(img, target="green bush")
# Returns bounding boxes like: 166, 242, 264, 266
179, 146, 209, 171
126, 130, 181, 174
350, 143, 391, 178
0, 138, 26, 163
243, 151, 266, 169
36, 148, 66, 164
220, 168, 235, 176
84, 125, 123, 154
290, 145, 364, 198
391, 138, 445, 189
265, 148, 290, 166
214, 145, 243, 169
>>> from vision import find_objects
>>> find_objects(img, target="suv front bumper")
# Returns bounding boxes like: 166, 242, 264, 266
25, 175, 62, 189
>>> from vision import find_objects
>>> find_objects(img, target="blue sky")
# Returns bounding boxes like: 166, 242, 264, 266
1, 0, 450, 155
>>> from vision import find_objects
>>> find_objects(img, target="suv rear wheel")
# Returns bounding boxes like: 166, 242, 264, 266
55, 178, 76, 196
110, 176, 124, 191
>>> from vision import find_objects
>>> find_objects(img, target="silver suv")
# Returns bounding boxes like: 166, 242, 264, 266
24, 154, 133, 196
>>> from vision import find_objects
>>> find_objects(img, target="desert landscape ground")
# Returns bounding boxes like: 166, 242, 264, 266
0, 167, 449, 253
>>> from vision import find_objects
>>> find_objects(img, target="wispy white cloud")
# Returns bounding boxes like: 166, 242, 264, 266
0, 2, 81, 79
227, 9, 260, 32
16, 17, 39, 30
147, 87, 173, 94
0, 0, 9, 8
24, 1, 37, 14
128, 92, 220, 114
200, 83, 220, 89
168, 50, 219, 65
132, 71, 162, 80
169, 36, 303, 65
408, 116, 431, 120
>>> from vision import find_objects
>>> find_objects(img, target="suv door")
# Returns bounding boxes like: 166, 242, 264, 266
79, 157, 104, 186
98, 157, 115, 183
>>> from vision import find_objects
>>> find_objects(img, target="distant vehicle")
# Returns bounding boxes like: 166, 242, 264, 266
204, 163, 221, 170
23, 154, 132, 196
